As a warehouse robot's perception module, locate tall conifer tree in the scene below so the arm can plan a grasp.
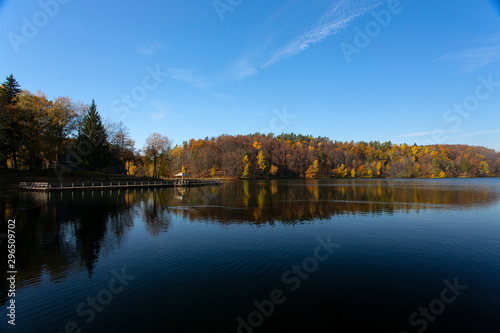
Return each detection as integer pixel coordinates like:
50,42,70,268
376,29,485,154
0,74,21,105
0,74,22,168
76,100,110,180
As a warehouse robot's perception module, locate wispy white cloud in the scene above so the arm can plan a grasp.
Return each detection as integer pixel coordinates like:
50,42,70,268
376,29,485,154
434,43,500,72
150,102,172,120
262,0,382,69
138,42,164,55
166,68,212,90
157,68,234,102
151,112,165,120
462,129,500,137
233,57,259,80
234,0,382,80
399,130,459,138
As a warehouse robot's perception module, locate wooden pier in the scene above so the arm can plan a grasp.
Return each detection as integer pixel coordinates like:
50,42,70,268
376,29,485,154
19,179,222,192
173,179,222,187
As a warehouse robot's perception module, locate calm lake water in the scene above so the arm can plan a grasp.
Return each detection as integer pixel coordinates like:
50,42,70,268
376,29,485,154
1,179,500,332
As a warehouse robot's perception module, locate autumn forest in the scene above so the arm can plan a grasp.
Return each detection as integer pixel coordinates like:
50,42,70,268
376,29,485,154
1,74,499,180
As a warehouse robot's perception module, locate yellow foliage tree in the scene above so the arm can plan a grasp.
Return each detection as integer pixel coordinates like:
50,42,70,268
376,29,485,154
305,160,319,178
411,146,419,161
480,161,489,176
270,165,278,177
257,151,267,172
147,163,154,177
357,165,366,178
242,155,251,178
125,160,137,176
367,168,373,178
333,164,348,178
375,161,382,177
401,143,407,156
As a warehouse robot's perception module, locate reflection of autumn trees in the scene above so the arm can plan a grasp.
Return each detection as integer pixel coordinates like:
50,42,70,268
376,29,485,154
164,181,500,225
1,179,498,305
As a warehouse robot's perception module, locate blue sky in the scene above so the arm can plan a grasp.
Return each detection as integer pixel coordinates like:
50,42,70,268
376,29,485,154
1,0,499,151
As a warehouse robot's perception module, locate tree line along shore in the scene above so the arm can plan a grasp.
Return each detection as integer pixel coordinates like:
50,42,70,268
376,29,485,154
1,74,499,181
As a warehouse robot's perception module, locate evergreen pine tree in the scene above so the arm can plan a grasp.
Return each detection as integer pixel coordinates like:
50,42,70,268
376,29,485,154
0,74,22,105
0,74,22,168
76,100,110,180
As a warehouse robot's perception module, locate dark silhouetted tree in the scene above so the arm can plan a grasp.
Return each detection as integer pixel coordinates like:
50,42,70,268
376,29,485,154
0,74,22,169
76,100,110,180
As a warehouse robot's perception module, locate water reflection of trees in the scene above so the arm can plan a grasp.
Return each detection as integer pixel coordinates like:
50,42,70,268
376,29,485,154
137,190,172,236
0,188,170,306
0,180,498,305
164,180,500,225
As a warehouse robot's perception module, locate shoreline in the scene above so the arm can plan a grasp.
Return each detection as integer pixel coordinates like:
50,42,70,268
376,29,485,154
2,168,497,191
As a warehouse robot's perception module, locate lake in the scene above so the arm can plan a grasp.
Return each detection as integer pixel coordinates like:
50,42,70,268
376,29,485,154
1,179,500,332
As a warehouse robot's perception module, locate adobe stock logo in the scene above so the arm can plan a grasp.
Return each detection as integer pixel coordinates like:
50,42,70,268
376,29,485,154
340,0,409,64
50,268,135,333
110,65,169,121
416,74,499,146
213,0,243,21
400,277,467,333
8,0,72,54
230,235,340,333
259,107,296,135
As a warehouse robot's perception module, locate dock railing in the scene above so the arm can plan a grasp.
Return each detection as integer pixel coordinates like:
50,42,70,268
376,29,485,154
18,179,223,191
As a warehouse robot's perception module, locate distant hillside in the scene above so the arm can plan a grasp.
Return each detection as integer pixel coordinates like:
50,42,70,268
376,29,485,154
165,133,500,179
